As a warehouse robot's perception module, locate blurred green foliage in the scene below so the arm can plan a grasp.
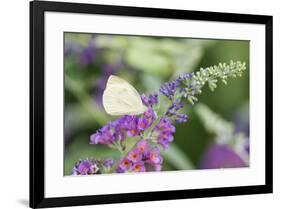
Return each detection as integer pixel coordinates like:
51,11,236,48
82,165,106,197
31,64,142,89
64,33,249,175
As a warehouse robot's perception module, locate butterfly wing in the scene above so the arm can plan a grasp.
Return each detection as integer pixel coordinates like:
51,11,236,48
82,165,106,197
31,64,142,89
102,75,147,116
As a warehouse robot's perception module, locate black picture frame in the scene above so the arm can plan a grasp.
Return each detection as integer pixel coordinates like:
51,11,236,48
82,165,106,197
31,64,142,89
30,1,273,208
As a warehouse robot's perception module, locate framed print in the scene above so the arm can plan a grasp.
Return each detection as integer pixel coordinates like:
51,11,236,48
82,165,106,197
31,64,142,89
30,0,273,208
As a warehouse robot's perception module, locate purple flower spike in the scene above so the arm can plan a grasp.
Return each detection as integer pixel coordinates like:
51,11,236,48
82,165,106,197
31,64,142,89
90,116,130,146
72,159,99,175
200,144,247,169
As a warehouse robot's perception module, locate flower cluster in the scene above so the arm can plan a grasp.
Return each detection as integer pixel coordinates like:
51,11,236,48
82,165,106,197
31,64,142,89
141,93,159,107
72,159,99,175
152,118,175,149
116,140,163,173
165,100,188,123
159,73,194,102
159,73,195,124
90,108,156,146
159,81,179,100
176,72,194,84
72,158,116,175
72,61,246,175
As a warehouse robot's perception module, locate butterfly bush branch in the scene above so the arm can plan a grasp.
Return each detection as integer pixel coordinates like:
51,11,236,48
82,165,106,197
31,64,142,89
162,60,246,105
72,60,246,175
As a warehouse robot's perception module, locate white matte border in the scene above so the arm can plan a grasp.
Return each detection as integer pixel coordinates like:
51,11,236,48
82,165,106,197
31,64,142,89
45,12,265,198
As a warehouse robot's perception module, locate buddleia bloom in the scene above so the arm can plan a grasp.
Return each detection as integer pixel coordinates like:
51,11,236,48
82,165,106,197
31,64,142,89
90,108,156,146
116,140,163,173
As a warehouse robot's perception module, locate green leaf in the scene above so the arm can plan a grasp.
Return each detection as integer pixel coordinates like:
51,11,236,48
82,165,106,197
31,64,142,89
161,144,194,170
65,33,91,46
140,74,162,92
126,47,172,76
95,35,129,50
195,103,233,139
64,75,110,125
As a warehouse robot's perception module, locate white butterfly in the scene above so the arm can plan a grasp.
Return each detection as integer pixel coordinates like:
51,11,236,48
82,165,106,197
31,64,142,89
102,75,148,116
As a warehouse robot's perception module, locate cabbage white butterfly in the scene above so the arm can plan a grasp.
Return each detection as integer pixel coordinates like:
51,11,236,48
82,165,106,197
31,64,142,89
102,75,147,116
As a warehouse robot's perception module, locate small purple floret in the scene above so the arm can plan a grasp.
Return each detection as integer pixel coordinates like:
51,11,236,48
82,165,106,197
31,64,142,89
175,114,188,123
141,93,159,107
127,149,142,163
137,139,150,155
132,161,146,172
147,146,163,165
160,81,179,100
118,158,133,171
